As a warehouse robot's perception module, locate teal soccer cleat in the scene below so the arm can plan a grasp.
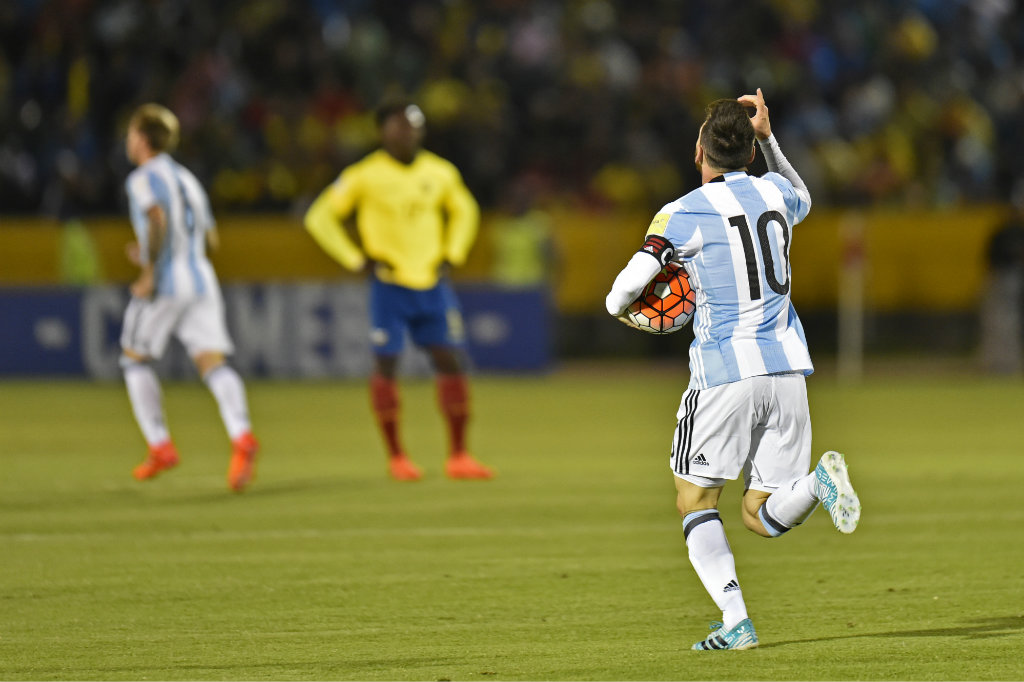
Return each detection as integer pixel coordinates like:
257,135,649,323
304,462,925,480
691,619,759,650
815,451,861,534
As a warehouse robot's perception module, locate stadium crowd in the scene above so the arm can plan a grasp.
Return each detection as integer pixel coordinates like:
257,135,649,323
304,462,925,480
1,0,1022,216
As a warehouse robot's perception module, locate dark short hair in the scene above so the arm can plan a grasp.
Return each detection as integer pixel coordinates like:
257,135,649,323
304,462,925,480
129,104,179,153
375,97,413,126
699,99,755,171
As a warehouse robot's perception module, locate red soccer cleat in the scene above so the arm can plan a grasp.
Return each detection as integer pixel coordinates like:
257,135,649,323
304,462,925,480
445,452,494,480
133,441,180,481
388,455,423,481
228,432,259,492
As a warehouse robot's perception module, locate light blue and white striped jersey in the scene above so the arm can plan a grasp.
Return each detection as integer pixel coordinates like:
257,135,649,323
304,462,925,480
125,153,219,299
650,171,813,389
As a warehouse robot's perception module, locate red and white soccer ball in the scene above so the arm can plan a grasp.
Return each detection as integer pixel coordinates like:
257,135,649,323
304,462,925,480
626,262,696,334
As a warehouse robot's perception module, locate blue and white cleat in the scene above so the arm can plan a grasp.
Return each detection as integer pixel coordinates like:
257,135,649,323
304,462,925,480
815,451,861,534
691,618,759,650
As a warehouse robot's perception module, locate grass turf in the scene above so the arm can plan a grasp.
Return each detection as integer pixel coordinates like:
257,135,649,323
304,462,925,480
1,369,1023,680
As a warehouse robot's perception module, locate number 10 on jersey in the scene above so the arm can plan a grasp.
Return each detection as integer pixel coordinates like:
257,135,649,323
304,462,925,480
728,210,791,300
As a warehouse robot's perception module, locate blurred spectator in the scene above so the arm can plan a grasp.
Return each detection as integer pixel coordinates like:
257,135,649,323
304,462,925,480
1,0,1023,216
978,186,1024,374
490,178,556,288
58,217,102,284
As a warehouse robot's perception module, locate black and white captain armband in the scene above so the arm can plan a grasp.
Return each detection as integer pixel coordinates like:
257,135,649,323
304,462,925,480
637,234,675,267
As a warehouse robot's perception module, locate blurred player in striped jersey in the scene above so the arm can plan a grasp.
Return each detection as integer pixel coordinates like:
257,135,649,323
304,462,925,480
304,99,492,481
606,90,861,650
120,104,258,492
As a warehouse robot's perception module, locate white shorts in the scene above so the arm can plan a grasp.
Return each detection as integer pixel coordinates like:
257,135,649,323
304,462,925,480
120,294,234,359
670,373,811,493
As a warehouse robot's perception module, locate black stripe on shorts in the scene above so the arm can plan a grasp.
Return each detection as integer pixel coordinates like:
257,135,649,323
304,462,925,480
673,388,700,474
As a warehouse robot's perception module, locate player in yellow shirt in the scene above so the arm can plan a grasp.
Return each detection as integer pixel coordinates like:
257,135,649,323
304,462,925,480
304,100,493,481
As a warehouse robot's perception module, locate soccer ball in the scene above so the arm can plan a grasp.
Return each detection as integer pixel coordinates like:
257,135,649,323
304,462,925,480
626,262,696,334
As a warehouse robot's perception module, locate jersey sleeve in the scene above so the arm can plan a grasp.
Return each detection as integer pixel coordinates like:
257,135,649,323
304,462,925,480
125,169,169,261
648,203,704,260
441,164,480,266
125,177,147,239
324,167,361,220
199,190,216,233
605,251,664,316
606,207,689,316
126,170,158,213
184,171,215,232
303,168,367,272
763,172,811,225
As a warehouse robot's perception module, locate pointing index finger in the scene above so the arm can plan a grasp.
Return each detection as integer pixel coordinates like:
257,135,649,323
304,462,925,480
737,88,765,106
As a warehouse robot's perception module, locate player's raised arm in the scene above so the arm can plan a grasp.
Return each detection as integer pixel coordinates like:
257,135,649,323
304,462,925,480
303,176,366,272
441,169,480,268
737,87,772,142
738,88,812,216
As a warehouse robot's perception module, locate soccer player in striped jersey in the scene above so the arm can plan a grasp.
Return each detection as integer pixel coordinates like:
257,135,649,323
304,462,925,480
121,104,258,492
605,90,861,650
304,100,492,481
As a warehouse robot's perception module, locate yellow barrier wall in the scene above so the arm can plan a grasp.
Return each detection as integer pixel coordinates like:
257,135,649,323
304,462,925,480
545,205,1009,313
0,205,1009,312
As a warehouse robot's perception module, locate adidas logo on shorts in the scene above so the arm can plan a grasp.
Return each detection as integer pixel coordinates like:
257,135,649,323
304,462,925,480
693,453,709,466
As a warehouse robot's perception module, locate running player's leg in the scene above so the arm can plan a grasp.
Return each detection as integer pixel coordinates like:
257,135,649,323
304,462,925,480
369,279,420,480
196,351,258,491
120,297,180,479
741,373,860,536
179,297,258,491
195,351,253,441
672,381,757,649
677,477,757,650
740,373,816,536
744,457,860,536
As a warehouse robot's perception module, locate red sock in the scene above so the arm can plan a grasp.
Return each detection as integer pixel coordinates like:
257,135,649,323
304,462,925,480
370,374,404,458
437,373,470,456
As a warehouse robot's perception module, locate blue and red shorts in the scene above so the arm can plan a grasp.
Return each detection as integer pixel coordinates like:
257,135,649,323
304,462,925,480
369,278,465,355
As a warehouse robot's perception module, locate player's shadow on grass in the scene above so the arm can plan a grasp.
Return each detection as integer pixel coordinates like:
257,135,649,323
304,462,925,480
170,475,362,503
234,475,358,498
6,654,448,678
99,475,362,507
761,615,1024,648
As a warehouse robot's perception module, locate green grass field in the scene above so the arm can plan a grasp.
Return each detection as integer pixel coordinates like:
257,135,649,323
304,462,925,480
2,367,1023,680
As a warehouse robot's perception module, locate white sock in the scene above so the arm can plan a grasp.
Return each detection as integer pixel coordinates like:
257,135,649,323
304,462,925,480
123,360,170,446
761,473,819,536
683,511,748,630
204,364,252,440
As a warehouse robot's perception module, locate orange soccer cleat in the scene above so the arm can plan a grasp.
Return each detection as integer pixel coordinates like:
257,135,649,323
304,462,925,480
388,454,423,481
228,432,260,492
133,441,180,481
445,452,494,480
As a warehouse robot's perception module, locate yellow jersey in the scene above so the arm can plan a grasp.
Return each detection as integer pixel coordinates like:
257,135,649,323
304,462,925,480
304,149,479,290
